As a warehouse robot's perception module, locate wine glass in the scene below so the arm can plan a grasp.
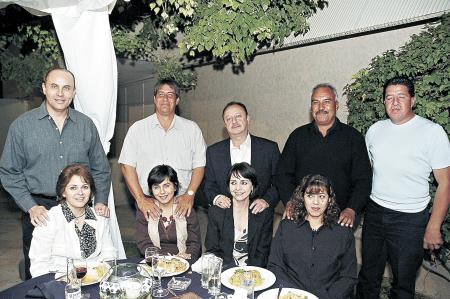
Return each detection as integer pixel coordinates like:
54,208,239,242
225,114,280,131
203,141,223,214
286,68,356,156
144,246,159,284
74,259,88,281
152,253,169,297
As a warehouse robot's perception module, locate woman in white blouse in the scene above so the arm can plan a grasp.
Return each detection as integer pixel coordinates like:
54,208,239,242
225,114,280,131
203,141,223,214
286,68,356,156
29,163,117,277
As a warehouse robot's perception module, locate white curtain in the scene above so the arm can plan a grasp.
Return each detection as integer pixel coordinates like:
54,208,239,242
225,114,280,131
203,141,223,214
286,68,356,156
0,0,126,259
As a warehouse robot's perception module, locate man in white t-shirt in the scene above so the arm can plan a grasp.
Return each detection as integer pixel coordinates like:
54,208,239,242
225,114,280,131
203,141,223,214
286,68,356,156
119,79,206,221
356,77,450,299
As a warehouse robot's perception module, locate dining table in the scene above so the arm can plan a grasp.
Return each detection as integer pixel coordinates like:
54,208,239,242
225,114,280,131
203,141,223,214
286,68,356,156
0,258,274,299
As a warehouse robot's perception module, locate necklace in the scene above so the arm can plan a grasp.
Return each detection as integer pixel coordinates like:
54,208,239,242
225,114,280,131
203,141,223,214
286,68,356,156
74,210,86,225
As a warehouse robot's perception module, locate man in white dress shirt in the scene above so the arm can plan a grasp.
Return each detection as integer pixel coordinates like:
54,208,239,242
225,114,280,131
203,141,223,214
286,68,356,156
119,79,206,220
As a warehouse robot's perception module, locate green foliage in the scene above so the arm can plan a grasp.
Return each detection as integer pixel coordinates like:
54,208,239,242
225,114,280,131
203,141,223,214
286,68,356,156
111,21,159,61
156,56,197,90
179,0,327,64
344,14,450,265
0,25,61,95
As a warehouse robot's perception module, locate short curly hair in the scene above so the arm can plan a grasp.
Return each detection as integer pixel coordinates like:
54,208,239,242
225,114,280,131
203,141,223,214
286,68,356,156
290,174,340,227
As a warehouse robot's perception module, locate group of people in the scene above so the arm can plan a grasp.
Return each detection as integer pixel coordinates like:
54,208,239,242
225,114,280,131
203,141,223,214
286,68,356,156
0,67,448,299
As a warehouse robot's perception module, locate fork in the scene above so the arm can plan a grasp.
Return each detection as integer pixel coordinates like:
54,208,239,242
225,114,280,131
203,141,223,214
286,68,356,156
276,282,283,299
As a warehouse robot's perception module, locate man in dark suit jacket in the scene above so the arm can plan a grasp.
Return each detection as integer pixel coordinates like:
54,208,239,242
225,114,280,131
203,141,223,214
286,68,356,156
204,101,280,213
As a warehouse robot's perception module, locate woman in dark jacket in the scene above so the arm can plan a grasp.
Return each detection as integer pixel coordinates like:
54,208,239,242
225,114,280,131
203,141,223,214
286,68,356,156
205,162,273,269
268,174,357,299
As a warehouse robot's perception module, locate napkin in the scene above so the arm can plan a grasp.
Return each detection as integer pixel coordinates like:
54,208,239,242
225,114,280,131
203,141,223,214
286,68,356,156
25,280,65,298
191,256,203,273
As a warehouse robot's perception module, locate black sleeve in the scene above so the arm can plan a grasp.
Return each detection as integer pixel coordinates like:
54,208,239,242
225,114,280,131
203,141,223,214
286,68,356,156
261,143,281,207
275,132,299,204
204,147,221,205
267,221,294,285
347,132,372,214
204,207,223,257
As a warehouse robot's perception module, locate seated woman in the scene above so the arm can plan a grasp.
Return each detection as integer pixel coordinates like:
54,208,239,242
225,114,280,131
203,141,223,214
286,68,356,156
29,163,117,277
136,165,201,261
205,162,273,268
268,174,357,299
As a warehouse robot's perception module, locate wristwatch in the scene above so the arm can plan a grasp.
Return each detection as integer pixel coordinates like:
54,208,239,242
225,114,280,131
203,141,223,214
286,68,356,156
187,190,195,196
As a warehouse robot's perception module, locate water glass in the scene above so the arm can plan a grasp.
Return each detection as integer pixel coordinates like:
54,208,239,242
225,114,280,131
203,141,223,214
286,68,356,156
201,253,214,288
65,278,81,299
208,256,223,297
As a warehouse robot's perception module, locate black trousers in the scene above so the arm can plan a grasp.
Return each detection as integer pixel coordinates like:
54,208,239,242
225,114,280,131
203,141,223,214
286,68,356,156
22,196,58,280
356,201,428,299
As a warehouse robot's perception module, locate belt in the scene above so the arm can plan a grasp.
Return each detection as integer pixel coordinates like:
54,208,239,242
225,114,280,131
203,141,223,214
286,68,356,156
30,193,57,201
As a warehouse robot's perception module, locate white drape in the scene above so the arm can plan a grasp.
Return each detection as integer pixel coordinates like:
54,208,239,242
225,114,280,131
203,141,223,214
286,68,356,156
1,0,126,258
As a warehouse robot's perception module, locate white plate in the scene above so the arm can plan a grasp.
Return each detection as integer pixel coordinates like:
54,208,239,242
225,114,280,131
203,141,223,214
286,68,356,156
221,266,276,292
81,262,110,286
139,256,190,277
257,287,318,299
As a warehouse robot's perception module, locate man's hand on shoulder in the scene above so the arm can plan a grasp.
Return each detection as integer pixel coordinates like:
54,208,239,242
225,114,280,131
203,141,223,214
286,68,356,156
250,198,269,214
338,208,356,228
138,197,161,221
28,205,49,227
423,226,443,250
94,202,110,218
213,195,231,209
282,200,294,220
175,193,194,217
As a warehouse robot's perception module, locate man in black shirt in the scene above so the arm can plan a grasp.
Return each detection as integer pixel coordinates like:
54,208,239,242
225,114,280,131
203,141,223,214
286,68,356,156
275,83,372,228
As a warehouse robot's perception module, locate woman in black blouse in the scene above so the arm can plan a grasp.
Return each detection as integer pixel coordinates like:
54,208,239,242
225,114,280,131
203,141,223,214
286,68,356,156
268,174,357,299
205,162,273,269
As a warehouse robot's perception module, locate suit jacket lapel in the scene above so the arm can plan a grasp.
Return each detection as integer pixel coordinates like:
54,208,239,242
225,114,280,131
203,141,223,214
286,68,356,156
223,139,232,167
247,210,259,245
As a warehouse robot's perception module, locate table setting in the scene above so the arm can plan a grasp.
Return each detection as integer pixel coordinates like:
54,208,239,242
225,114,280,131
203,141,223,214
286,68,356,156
0,251,318,299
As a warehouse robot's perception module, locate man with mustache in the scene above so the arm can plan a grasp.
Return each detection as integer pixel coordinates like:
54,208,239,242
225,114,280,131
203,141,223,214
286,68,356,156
276,83,372,228
356,77,450,298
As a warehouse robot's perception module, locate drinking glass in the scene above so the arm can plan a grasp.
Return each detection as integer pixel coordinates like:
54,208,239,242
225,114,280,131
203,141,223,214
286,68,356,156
65,278,81,299
208,256,223,298
201,253,214,288
152,253,169,297
145,246,159,284
240,271,255,299
74,259,88,281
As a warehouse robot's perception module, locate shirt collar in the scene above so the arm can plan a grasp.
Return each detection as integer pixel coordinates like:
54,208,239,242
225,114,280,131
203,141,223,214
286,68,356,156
311,118,341,136
150,113,179,130
61,201,96,223
230,133,251,150
36,101,77,123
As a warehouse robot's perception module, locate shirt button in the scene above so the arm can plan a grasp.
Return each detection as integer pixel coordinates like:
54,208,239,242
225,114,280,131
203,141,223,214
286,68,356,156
60,155,63,159
55,127,58,130
60,141,63,144
312,246,315,250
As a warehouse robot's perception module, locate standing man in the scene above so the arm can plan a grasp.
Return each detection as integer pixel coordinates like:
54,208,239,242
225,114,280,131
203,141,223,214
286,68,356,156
0,67,111,279
119,79,206,220
204,101,280,213
356,77,450,299
276,83,372,227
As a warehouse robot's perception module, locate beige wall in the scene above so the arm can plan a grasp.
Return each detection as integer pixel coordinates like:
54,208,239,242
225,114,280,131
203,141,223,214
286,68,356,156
178,24,426,149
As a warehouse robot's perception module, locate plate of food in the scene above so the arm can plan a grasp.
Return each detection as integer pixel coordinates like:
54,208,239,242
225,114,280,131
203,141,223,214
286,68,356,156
80,262,110,286
257,288,318,299
140,256,190,277
220,266,276,292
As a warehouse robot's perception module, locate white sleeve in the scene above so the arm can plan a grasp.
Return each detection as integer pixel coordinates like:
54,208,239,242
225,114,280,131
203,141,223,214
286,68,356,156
118,124,138,167
29,212,58,277
428,124,450,169
97,217,118,261
191,123,206,169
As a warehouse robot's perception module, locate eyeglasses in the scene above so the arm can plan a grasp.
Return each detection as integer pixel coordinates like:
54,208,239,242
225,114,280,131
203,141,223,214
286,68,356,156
156,92,177,100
